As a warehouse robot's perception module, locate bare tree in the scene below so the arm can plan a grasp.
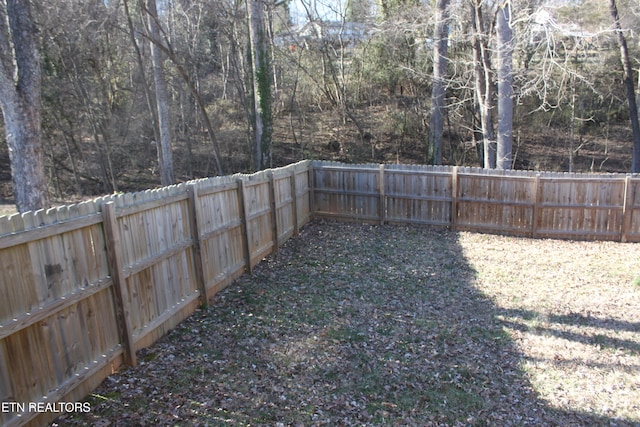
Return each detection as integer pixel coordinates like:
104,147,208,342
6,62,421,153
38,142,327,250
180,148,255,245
124,0,160,159
147,0,175,185
143,2,224,176
0,0,49,212
609,0,640,173
470,0,496,168
247,0,273,170
428,0,450,165
496,0,513,169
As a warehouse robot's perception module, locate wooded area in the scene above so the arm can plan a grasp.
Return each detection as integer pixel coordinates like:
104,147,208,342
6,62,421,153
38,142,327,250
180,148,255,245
1,0,640,213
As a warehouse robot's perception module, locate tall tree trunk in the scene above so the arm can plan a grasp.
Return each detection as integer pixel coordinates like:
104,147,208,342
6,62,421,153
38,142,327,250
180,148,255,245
147,0,175,185
609,0,640,173
636,69,640,132
124,0,160,156
0,0,50,212
428,0,450,165
156,40,224,175
247,0,272,170
496,1,513,170
265,0,279,95
471,0,496,169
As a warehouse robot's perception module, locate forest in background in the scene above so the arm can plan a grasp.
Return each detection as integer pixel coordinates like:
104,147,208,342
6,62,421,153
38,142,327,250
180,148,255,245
0,0,639,205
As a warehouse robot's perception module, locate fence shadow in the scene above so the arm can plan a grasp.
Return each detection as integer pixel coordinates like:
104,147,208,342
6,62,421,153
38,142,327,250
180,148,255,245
57,221,639,426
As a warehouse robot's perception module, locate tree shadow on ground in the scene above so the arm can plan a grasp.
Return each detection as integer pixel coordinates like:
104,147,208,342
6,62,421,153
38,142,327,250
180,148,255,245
499,307,640,356
56,221,638,426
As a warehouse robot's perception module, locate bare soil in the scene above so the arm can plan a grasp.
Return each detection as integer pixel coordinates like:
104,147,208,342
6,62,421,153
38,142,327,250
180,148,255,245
52,221,640,426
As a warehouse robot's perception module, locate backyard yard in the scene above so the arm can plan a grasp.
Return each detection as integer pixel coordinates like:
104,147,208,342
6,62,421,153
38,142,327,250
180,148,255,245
53,221,640,426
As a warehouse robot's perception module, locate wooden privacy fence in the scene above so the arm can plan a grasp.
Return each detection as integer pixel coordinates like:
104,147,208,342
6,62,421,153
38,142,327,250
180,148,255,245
310,161,640,242
0,161,311,427
1,159,640,427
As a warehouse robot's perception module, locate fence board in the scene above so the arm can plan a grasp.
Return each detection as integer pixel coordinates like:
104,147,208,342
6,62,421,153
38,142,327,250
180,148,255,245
296,168,311,227
187,185,207,306
622,177,640,242
197,180,246,297
456,172,535,235
536,177,626,240
0,341,12,426
385,165,453,226
312,163,381,222
243,177,275,268
102,202,136,366
290,171,300,235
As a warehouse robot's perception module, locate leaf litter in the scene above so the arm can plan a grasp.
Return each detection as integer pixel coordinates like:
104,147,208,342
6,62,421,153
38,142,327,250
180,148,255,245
53,221,640,426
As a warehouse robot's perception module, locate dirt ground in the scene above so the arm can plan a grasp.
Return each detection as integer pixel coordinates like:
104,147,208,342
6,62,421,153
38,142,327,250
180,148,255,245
51,221,640,426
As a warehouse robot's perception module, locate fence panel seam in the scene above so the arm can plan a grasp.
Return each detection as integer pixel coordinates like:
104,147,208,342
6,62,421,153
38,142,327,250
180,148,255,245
236,178,253,273
268,172,279,251
187,184,208,306
101,201,137,367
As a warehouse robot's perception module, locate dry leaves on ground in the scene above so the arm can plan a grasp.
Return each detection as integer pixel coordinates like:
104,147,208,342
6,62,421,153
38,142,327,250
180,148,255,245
53,221,640,426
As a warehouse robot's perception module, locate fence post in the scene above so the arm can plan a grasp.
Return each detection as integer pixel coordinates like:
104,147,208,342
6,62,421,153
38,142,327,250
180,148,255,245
531,174,541,238
451,166,458,229
101,201,137,367
622,175,633,242
290,169,299,236
237,178,253,273
308,163,316,218
378,164,386,225
268,172,279,251
187,184,208,306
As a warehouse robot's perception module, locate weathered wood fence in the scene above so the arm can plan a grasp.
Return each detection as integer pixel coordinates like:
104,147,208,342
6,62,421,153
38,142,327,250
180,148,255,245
310,162,640,242
1,160,639,427
0,161,311,427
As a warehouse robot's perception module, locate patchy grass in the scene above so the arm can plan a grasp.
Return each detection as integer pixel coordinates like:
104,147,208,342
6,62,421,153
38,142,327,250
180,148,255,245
463,232,640,424
53,221,640,426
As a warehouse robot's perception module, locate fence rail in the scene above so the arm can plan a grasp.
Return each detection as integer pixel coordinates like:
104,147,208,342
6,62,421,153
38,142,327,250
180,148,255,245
310,161,640,242
1,159,639,427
